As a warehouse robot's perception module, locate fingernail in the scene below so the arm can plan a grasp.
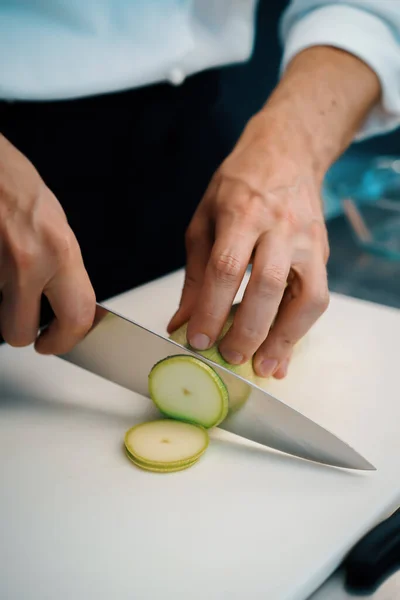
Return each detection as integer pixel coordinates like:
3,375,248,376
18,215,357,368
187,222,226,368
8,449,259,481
258,358,278,378
189,333,211,350
221,350,243,365
281,359,289,377
275,359,289,379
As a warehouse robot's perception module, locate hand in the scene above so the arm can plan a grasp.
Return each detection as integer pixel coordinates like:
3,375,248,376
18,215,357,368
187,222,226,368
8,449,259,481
168,111,330,379
169,45,380,379
0,134,96,354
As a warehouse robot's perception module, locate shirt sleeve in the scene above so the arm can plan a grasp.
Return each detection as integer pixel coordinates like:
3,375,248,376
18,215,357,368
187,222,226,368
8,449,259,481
279,1,400,140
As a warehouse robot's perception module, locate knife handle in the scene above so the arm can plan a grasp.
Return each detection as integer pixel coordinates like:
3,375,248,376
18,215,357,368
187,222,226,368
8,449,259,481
0,295,55,345
344,507,400,593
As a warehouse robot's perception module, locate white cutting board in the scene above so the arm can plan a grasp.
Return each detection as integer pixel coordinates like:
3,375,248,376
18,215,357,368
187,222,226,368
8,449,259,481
1,269,400,600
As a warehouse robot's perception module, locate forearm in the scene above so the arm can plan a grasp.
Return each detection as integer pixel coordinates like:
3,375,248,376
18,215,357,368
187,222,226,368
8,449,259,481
260,46,380,182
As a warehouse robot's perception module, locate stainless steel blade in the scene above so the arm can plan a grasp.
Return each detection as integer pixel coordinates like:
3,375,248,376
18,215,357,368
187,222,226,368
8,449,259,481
60,304,375,471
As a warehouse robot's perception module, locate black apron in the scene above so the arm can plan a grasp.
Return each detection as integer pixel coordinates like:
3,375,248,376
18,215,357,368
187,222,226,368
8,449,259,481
0,68,230,303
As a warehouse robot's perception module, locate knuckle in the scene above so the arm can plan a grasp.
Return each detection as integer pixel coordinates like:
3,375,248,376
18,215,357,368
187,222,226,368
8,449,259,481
183,271,198,291
309,218,326,239
69,294,96,335
48,229,77,264
279,204,301,229
7,224,77,277
269,332,296,351
254,265,287,296
185,222,205,251
184,225,198,247
12,245,36,271
219,191,263,225
306,286,330,314
235,323,263,344
220,196,247,218
69,312,93,336
211,253,242,284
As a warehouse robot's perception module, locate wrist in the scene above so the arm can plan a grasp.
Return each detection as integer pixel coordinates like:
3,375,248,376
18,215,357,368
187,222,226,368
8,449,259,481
260,46,380,178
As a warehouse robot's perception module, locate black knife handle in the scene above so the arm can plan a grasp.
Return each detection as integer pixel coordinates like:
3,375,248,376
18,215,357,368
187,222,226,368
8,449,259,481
344,507,400,593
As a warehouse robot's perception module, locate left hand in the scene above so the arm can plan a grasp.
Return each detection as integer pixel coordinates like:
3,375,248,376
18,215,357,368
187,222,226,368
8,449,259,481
167,110,330,379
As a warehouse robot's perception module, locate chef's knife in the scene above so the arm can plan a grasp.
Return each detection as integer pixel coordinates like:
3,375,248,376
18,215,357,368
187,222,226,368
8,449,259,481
41,300,374,470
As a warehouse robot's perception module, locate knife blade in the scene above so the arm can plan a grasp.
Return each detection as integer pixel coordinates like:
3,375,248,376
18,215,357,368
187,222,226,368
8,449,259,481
58,303,375,471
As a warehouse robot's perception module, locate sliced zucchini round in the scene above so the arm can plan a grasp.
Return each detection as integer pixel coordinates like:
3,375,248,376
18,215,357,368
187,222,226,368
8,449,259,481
124,419,209,472
148,355,229,428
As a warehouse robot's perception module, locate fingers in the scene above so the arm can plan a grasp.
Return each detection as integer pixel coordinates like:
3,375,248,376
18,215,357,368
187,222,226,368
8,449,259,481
185,206,258,352
253,257,329,377
1,264,96,356
0,135,97,355
35,261,96,355
170,165,328,378
167,208,212,334
0,216,96,354
0,281,42,346
218,232,291,365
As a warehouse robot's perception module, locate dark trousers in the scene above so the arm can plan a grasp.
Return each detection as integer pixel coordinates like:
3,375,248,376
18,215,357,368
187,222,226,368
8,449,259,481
0,69,230,302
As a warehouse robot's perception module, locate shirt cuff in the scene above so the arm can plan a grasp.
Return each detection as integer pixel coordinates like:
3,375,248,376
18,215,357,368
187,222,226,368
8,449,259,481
279,4,400,141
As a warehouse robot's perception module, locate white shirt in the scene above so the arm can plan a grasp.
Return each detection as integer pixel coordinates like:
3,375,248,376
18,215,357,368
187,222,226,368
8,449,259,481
1,0,400,139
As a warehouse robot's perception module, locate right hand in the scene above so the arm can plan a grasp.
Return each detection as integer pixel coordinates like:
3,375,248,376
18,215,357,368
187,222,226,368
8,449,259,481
0,134,96,354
